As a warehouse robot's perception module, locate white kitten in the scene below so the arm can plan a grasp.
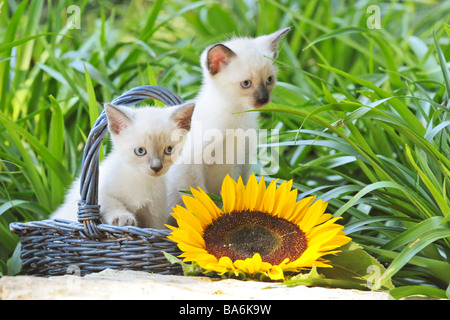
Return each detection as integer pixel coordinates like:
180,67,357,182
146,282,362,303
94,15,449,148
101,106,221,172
167,28,290,213
52,102,195,228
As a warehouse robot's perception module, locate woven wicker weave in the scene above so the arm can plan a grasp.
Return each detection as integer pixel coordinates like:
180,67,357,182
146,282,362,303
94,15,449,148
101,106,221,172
10,86,185,276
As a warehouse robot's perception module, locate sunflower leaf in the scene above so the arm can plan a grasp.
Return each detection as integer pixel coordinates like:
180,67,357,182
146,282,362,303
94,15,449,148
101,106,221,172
320,241,394,291
162,251,203,276
283,265,366,290
282,242,394,291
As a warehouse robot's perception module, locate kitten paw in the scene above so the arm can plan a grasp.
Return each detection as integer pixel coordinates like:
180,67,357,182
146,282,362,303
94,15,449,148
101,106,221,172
105,212,137,227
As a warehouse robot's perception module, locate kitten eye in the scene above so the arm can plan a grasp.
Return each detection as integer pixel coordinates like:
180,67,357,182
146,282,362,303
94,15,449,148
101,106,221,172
240,80,251,89
164,145,174,155
134,147,147,156
266,76,274,85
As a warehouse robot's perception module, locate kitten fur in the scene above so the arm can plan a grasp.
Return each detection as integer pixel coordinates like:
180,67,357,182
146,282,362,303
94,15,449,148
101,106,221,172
52,102,195,228
166,28,290,214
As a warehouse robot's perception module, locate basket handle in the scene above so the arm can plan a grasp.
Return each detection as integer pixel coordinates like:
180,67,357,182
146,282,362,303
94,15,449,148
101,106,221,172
77,85,185,238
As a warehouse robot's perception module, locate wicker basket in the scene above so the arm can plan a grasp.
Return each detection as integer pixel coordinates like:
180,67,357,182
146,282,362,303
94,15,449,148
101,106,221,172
10,86,185,277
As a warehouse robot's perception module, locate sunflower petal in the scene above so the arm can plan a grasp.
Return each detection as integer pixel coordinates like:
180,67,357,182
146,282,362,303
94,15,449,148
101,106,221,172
183,194,215,226
245,173,259,210
221,174,236,213
290,196,316,224
234,176,246,212
254,176,267,211
298,199,328,232
262,179,278,213
191,187,222,220
268,266,285,280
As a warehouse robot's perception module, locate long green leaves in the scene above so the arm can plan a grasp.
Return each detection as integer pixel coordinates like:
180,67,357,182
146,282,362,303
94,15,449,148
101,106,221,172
0,0,449,299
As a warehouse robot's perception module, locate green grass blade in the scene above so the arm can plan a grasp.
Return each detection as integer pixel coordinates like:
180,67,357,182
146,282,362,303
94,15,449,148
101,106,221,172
303,26,367,51
0,112,72,187
0,33,68,55
389,285,448,300
433,30,450,98
47,96,65,209
317,64,426,136
375,228,450,290
84,65,104,162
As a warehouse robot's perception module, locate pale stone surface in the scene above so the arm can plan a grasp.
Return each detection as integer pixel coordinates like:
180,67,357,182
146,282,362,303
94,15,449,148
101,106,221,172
0,269,389,300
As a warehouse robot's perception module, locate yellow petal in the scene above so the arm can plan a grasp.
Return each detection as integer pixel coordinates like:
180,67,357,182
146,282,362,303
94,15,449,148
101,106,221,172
234,176,246,212
195,253,218,266
262,179,278,213
221,174,236,213
307,227,343,248
182,194,214,226
290,196,316,224
206,263,229,274
245,173,259,210
171,205,205,234
268,266,285,280
176,219,205,248
218,256,236,270
272,180,289,217
274,184,297,218
298,199,327,232
254,176,267,211
191,187,222,220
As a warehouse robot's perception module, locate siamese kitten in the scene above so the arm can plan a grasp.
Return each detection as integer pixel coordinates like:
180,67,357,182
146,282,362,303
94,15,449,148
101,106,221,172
52,102,195,228
167,28,290,214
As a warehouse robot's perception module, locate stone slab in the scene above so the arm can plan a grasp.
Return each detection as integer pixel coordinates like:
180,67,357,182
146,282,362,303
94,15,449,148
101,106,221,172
0,269,389,300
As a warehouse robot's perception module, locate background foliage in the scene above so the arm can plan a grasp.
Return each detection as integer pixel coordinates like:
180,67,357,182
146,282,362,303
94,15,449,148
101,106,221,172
0,0,449,299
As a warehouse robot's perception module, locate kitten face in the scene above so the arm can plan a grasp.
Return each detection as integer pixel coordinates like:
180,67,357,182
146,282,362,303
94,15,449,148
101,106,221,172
202,27,290,110
105,103,195,177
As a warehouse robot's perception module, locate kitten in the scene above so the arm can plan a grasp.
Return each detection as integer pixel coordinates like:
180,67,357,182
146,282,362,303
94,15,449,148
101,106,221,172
167,28,290,213
52,102,195,228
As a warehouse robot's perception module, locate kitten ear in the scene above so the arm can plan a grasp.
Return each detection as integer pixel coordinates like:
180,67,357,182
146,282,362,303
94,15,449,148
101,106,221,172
104,103,132,135
258,27,291,59
171,102,195,131
206,44,236,76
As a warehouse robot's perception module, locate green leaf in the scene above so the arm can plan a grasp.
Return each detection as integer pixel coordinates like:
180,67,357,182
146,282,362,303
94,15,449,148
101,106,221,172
283,242,393,291
84,65,100,128
7,243,22,276
0,33,68,54
84,65,104,161
162,251,203,276
0,199,50,220
375,228,450,290
317,63,426,136
303,26,367,51
48,96,65,208
389,285,448,300
321,241,394,291
433,30,450,98
0,111,72,187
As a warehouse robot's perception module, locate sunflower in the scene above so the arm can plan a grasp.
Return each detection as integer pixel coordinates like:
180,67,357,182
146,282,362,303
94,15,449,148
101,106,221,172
167,174,351,281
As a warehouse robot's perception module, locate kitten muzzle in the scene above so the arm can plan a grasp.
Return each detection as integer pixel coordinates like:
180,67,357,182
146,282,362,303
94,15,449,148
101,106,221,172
254,84,270,108
150,158,163,173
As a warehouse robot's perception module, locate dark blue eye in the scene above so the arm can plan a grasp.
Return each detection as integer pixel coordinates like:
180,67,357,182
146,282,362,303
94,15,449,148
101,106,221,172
164,146,174,155
240,80,251,88
134,147,147,156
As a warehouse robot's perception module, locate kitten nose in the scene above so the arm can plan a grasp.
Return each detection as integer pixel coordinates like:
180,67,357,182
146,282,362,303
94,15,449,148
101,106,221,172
257,96,269,105
151,165,162,173
150,159,163,173
255,85,270,106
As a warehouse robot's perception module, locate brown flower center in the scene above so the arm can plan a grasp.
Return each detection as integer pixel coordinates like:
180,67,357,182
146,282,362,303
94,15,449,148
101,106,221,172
203,211,308,265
